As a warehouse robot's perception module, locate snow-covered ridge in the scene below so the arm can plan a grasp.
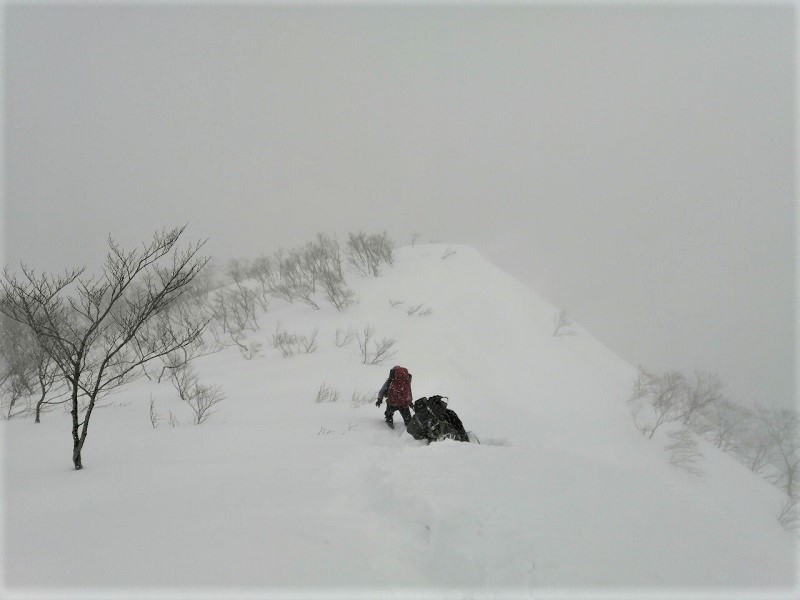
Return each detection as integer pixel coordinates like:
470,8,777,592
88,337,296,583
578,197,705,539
3,243,797,598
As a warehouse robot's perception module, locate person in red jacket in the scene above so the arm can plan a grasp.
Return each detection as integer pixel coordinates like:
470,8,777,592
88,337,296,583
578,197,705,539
375,365,413,429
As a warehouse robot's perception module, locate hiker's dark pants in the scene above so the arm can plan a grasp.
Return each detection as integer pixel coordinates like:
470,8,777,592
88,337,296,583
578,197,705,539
385,404,412,426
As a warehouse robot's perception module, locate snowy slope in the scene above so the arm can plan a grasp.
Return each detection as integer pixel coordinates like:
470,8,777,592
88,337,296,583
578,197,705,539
2,244,797,599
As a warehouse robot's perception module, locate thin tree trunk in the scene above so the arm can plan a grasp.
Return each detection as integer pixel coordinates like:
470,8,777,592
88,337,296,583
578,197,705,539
73,397,97,471
70,378,82,470
72,440,83,470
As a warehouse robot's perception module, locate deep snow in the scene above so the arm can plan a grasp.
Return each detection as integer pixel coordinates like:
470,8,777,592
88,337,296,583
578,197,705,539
2,244,797,599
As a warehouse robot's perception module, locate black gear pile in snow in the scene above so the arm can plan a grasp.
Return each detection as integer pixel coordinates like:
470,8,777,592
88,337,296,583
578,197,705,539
406,395,469,443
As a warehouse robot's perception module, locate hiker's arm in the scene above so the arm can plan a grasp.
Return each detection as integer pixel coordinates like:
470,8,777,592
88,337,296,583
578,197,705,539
377,377,391,401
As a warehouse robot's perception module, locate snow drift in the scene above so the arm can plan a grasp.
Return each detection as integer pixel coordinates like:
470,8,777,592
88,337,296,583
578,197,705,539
2,243,797,599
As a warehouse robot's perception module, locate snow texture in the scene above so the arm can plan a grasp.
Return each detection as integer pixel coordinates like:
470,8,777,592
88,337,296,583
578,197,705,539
2,244,797,599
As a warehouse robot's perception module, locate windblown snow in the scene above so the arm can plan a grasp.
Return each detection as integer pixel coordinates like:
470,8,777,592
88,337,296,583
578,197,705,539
2,244,797,599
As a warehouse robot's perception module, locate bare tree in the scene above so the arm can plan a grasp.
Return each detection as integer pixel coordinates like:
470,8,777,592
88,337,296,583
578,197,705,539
628,367,686,439
735,411,773,476
0,225,210,470
758,406,800,498
246,255,274,312
320,267,354,311
665,426,705,476
675,371,724,429
210,284,262,358
212,285,259,335
346,231,394,277
778,496,800,532
270,249,319,309
225,258,251,285
0,312,37,419
694,396,748,453
236,233,354,312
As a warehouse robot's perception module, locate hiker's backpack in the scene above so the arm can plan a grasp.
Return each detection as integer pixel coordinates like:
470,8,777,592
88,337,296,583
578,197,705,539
386,366,412,408
407,395,469,443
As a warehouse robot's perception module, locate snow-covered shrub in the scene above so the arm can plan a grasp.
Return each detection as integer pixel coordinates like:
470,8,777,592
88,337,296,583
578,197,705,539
315,382,340,404
149,395,159,429
356,324,397,365
757,406,800,498
345,231,394,277
272,325,318,358
351,389,377,409
665,427,705,476
320,267,354,311
553,310,577,337
778,496,800,532
212,284,260,334
334,327,357,348
0,313,38,420
406,304,433,317
170,364,224,425
630,368,733,442
628,368,686,439
239,340,263,360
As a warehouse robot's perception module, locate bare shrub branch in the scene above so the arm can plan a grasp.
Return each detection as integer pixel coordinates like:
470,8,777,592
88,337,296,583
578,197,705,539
272,324,318,358
351,389,378,409
406,303,433,318
171,364,224,425
335,327,357,348
315,381,340,404
149,394,160,429
356,324,397,365
299,328,319,354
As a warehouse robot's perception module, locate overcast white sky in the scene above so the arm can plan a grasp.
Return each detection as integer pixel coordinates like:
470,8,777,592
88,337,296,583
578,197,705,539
2,3,796,410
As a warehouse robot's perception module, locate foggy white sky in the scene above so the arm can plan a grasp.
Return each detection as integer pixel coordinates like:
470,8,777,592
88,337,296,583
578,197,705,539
2,4,796,409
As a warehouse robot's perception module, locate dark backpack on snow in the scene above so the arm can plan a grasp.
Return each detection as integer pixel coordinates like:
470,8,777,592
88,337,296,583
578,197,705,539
407,395,469,443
